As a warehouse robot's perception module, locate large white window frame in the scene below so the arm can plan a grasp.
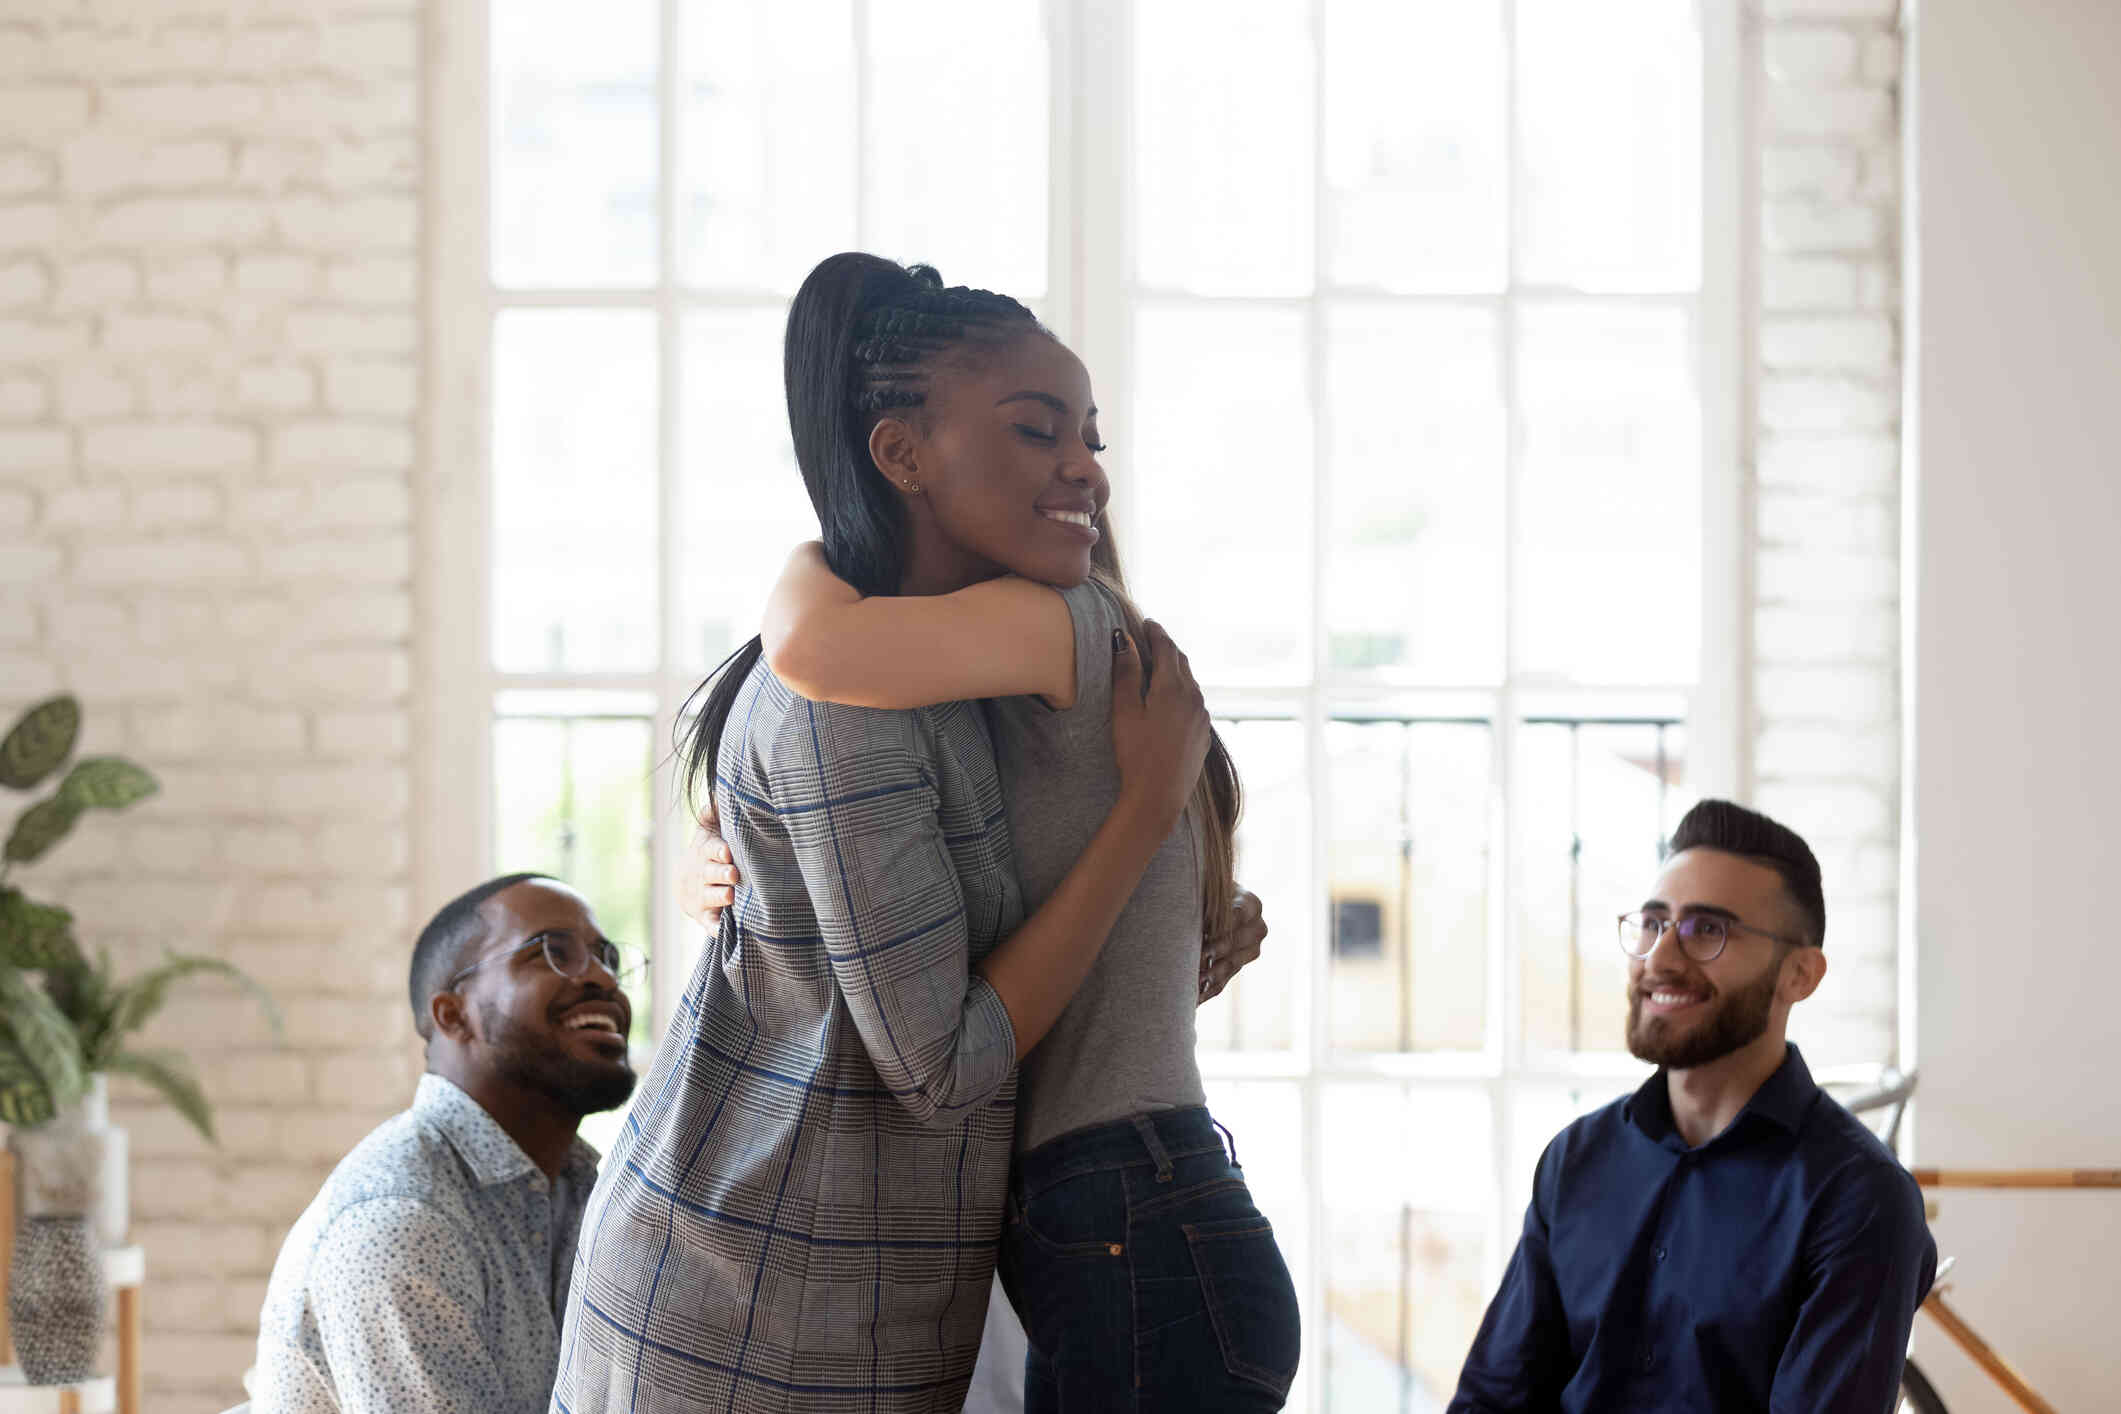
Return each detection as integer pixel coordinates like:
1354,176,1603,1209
420,3,1746,1406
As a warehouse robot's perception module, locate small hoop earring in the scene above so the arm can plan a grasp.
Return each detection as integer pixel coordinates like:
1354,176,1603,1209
900,479,922,495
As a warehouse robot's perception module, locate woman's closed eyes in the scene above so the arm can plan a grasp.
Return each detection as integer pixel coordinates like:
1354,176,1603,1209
1013,423,1109,454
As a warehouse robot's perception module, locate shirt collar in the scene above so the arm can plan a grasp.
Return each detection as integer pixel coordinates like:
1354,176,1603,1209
1744,1042,1818,1132
413,1073,601,1188
1624,1043,1819,1148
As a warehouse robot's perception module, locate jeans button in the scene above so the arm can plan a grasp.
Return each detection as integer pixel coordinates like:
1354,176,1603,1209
1107,1243,1123,1256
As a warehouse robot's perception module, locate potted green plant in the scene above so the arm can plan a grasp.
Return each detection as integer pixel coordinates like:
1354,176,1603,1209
1,695,280,1250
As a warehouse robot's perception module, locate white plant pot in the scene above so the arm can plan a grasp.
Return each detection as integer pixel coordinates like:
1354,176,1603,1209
6,1076,129,1247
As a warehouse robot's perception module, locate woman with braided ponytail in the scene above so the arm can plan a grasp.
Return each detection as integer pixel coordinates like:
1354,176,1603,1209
742,257,1302,1410
551,254,1252,1413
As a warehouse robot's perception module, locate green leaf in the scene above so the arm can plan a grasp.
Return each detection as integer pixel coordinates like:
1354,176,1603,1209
0,968,88,1127
55,757,159,812
107,953,283,1048
0,1043,53,1128
0,887,82,972
105,1047,214,1144
4,794,82,865
0,697,80,791
48,947,118,1069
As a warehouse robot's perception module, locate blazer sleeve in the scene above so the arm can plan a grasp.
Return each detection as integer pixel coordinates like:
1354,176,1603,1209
772,699,1018,1126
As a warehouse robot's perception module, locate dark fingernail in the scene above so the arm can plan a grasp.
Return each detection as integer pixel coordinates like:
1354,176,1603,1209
1111,628,1127,654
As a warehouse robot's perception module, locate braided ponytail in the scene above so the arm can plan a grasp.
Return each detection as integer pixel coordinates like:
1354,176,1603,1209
679,253,1043,813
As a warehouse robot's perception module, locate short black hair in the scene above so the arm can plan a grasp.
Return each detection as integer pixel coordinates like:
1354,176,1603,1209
1668,799,1827,948
409,873,555,1040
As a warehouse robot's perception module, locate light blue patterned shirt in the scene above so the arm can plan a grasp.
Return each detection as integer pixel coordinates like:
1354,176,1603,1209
254,1073,601,1413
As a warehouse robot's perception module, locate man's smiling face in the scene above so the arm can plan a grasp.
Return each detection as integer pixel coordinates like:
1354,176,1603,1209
1625,847,1806,1071
454,878,636,1116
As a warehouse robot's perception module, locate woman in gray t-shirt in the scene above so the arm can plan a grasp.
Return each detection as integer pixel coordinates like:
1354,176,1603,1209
759,337,1302,1407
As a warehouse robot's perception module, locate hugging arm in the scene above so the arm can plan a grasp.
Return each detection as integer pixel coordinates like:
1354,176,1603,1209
777,717,1019,1124
785,627,1209,1097
762,541,1081,708
682,820,1270,1010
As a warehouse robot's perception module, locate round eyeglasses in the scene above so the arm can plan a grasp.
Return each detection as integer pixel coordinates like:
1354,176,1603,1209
1616,911,1802,964
447,931,641,990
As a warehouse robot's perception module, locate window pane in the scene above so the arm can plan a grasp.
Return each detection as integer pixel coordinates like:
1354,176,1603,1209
1203,1078,1312,1414
1322,1085,1493,1410
1326,719,1491,1053
492,311,658,672
1131,305,1312,686
491,0,657,288
493,707,656,1048
866,0,1047,296
678,308,819,671
679,0,856,293
1519,718,1693,1058
1135,0,1314,295
1325,304,1504,684
1517,0,1701,291
1323,0,1505,292
1506,1083,1633,1221
1516,304,1699,683
1197,718,1307,1054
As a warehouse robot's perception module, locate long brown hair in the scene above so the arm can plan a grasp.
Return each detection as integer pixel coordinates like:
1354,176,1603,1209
1088,516,1244,941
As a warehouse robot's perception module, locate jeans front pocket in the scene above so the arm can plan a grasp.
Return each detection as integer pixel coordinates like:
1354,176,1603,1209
1184,1214,1302,1400
1014,1168,1128,1258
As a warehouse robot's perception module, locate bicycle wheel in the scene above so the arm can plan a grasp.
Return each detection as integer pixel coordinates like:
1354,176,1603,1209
1898,1357,1948,1414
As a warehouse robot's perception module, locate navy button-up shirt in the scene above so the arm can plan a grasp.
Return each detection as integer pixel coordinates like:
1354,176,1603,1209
1450,1045,1935,1414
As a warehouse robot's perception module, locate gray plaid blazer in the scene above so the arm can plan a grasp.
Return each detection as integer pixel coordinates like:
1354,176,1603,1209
553,665,1024,1413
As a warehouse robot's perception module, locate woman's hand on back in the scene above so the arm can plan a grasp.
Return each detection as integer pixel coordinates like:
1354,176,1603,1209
1108,620,1211,834
679,803,742,931
1200,888,1266,1003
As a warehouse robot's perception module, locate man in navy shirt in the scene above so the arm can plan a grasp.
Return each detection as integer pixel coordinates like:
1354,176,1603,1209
1450,799,1935,1414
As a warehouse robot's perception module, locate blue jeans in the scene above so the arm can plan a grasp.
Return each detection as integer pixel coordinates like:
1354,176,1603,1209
998,1107,1301,1412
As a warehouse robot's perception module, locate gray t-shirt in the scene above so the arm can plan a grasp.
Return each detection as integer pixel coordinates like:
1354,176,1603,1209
988,578,1207,1152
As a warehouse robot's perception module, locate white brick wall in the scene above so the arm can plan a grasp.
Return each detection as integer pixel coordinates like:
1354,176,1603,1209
1748,0,1905,1067
0,5,421,1409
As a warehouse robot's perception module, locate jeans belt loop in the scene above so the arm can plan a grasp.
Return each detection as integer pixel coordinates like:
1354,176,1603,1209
1132,1113,1174,1182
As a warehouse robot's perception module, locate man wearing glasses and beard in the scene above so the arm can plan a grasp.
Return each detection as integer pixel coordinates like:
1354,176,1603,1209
1449,799,1935,1414
253,874,639,1414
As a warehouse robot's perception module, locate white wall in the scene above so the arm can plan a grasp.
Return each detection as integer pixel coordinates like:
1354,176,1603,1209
0,5,423,1409
1749,0,1910,1070
1909,1,2121,1409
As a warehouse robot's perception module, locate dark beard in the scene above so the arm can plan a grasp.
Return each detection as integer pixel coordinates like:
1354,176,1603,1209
478,1000,637,1116
1626,959,1780,1070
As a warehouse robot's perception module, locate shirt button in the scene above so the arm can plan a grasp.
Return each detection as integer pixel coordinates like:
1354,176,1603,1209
1654,1247,1667,1262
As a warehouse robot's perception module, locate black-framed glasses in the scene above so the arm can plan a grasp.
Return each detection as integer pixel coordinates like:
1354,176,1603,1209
447,931,640,990
1617,911,1802,964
